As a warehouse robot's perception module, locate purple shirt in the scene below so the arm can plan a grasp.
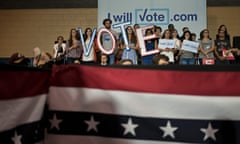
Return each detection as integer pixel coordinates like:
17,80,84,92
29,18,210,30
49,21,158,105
66,40,82,58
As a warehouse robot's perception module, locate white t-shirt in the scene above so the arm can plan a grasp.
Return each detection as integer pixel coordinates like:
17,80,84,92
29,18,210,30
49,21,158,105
160,38,176,63
101,29,118,50
53,43,66,58
174,38,181,49
82,39,95,62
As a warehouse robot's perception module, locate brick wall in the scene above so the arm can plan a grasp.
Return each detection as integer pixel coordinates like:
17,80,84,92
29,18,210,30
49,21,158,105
0,7,239,57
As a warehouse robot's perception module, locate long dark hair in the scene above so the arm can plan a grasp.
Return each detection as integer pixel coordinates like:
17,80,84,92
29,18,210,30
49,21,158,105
181,30,192,41
125,26,137,44
162,29,172,39
218,25,228,36
172,29,180,39
145,29,154,42
68,28,80,47
84,27,92,41
200,29,211,40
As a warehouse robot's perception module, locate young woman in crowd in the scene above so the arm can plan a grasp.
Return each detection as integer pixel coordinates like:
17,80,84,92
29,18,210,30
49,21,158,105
33,47,41,67
171,29,181,64
216,25,230,41
178,31,195,64
121,26,138,64
159,29,175,63
81,27,96,64
53,36,66,64
65,28,82,64
214,29,232,64
141,29,157,64
155,26,162,39
33,47,52,68
154,26,162,47
168,24,175,37
198,29,215,64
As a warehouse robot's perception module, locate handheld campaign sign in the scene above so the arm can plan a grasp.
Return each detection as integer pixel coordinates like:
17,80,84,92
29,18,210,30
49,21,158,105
97,28,117,55
158,39,176,49
222,48,235,60
112,22,131,51
181,40,199,53
78,28,97,57
136,25,160,56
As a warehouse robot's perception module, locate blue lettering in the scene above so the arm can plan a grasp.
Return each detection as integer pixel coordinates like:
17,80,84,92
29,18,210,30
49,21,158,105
113,15,123,22
108,12,132,23
138,9,165,22
158,14,165,21
139,9,147,21
146,15,152,21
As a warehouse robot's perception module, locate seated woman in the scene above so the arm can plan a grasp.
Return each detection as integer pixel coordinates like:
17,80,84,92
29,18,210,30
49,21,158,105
33,47,41,67
53,35,66,64
33,47,52,68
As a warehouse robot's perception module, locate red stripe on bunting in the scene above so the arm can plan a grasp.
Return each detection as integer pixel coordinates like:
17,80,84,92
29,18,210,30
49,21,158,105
51,65,240,96
0,70,50,100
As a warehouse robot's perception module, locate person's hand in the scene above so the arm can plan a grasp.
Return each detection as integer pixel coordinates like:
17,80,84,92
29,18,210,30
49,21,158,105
129,45,134,49
220,56,226,61
175,56,179,60
225,50,232,56
204,52,208,57
237,50,240,56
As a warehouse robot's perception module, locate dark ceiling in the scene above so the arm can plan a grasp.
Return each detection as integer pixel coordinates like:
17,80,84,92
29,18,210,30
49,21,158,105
0,0,239,9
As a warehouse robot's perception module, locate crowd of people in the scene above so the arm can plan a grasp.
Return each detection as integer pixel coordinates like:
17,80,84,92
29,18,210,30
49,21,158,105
7,18,240,68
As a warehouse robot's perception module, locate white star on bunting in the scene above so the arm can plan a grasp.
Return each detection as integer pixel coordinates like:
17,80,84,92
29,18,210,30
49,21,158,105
121,118,139,136
11,131,22,144
49,114,62,130
200,122,219,141
85,115,100,132
160,120,178,139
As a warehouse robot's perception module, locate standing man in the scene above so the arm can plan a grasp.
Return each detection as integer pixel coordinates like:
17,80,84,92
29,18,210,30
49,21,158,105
100,18,118,64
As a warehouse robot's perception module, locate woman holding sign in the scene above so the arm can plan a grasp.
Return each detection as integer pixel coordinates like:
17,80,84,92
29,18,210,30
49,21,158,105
172,29,181,64
142,29,157,65
178,31,195,65
198,29,215,65
214,29,232,64
81,28,97,64
121,26,138,64
159,29,176,64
